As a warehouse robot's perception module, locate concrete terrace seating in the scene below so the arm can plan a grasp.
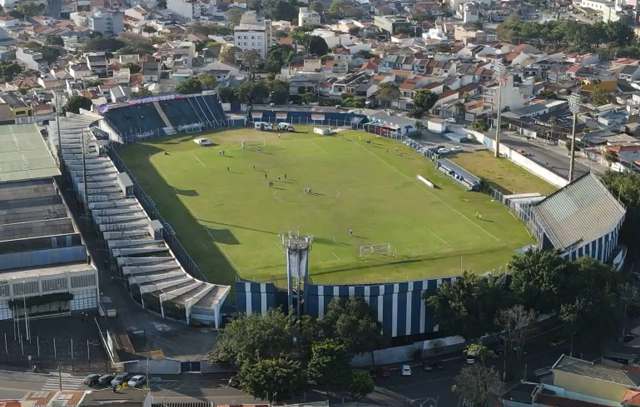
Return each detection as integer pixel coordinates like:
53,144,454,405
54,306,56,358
103,94,227,141
103,103,165,138
50,112,230,328
159,98,202,128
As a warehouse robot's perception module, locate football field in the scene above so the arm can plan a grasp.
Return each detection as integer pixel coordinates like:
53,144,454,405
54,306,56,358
119,126,535,286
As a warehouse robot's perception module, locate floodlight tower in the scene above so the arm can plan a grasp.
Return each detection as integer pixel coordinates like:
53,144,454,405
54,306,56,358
568,93,581,183
282,232,313,319
494,61,506,158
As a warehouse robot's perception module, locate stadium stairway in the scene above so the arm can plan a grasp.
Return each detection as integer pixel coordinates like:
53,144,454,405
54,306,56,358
152,101,176,135
50,112,230,328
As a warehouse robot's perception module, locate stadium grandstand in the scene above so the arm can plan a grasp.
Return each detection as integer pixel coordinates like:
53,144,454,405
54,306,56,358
530,173,626,265
436,158,481,191
0,124,98,321
50,113,230,327
249,104,367,127
98,93,230,144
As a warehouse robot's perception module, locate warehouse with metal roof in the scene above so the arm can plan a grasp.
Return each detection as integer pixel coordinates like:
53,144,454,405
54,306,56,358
0,124,98,321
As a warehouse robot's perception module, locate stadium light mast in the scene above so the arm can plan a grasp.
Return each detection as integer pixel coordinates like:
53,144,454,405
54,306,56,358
494,61,506,158
282,232,313,320
568,93,581,183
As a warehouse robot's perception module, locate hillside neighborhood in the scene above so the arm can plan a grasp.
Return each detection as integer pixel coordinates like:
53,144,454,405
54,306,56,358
0,0,640,406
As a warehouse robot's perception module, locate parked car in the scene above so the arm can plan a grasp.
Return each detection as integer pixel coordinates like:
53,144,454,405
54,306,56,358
127,375,146,388
401,364,412,376
277,122,295,132
83,374,100,386
110,373,130,387
97,374,114,386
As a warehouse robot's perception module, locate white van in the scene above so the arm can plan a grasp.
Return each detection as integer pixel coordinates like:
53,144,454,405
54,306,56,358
254,122,272,131
277,122,294,132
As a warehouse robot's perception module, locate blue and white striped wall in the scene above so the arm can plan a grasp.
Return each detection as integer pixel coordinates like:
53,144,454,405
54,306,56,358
562,220,624,263
235,281,279,316
304,279,455,338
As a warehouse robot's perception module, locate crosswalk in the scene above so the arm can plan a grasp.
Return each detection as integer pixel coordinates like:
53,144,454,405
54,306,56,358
41,374,85,391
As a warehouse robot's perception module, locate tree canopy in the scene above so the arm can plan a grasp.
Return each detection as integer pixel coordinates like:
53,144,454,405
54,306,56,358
63,96,92,114
497,17,636,55
175,78,203,95
308,36,329,56
412,89,439,117
210,305,377,402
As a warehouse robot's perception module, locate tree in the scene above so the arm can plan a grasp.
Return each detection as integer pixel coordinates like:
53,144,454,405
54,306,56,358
495,305,536,380
220,46,238,65
349,370,374,402
209,309,301,366
509,250,571,313
591,85,610,106
0,62,22,82
328,0,364,19
238,357,306,402
263,0,298,21
559,298,587,356
453,365,502,407
240,50,261,79
142,25,157,34
125,63,141,74
11,2,44,18
413,89,439,115
320,297,383,357
118,34,155,55
307,340,353,395
63,96,92,114
132,88,152,98
85,37,125,52
604,149,618,164
198,73,217,90
426,272,510,339
376,82,400,108
465,343,495,365
218,86,239,103
175,78,203,94
225,8,244,26
45,35,64,47
291,28,312,51
268,79,289,104
238,80,269,104
308,36,329,56
601,170,640,251
265,44,294,73
563,257,622,342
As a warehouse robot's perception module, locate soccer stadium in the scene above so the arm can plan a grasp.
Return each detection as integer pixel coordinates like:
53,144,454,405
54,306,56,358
49,92,627,337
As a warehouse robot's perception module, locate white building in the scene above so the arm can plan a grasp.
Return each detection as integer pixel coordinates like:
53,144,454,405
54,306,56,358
298,7,320,27
234,11,272,58
88,10,124,37
484,73,534,112
580,0,623,21
167,0,201,20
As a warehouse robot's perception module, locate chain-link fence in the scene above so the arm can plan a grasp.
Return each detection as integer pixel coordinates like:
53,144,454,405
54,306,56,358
0,317,108,373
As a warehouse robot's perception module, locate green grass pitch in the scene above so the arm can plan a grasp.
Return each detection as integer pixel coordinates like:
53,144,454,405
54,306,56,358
119,126,536,286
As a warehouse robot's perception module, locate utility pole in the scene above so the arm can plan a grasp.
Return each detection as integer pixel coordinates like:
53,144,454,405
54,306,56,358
494,61,506,158
568,93,581,183
54,90,63,167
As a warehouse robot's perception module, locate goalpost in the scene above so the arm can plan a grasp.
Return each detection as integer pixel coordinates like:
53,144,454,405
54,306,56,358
359,243,393,257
